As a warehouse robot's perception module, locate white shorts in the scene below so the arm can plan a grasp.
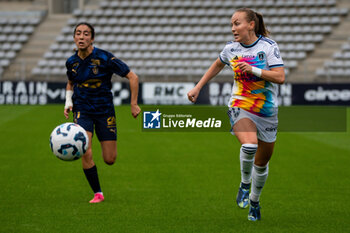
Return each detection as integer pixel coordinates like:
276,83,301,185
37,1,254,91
227,107,278,143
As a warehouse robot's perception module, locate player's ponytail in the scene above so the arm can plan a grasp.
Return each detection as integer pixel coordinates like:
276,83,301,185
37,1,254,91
255,12,269,37
235,8,270,37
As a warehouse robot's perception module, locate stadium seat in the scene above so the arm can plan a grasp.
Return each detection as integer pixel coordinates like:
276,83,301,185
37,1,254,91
0,59,10,68
31,0,348,79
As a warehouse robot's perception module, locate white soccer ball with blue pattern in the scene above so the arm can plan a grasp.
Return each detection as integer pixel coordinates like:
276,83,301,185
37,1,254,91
50,123,89,161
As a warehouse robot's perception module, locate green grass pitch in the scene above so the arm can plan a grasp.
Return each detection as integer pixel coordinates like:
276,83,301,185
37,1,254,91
0,105,349,233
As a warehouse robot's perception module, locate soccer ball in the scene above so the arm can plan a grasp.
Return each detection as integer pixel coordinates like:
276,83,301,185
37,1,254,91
50,123,89,161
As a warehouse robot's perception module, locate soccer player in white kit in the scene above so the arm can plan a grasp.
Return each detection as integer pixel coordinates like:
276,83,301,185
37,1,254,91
187,8,285,221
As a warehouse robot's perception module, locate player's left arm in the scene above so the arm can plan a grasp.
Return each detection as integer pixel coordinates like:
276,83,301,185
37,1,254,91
260,67,285,84
125,71,141,118
108,55,141,118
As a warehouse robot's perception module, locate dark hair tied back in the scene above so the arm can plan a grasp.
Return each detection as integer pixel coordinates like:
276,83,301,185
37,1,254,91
236,8,270,37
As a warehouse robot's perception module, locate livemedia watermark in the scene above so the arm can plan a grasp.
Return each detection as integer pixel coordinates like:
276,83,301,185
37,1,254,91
141,106,347,133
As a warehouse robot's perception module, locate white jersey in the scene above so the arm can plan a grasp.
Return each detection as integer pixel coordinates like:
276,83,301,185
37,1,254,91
219,35,284,117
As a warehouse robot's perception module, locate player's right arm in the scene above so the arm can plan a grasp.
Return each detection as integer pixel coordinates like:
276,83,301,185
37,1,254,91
64,80,74,119
187,58,225,103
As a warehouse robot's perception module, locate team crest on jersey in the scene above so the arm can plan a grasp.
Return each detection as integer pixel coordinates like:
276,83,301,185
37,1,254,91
107,116,116,128
91,59,100,66
257,51,266,61
92,66,98,75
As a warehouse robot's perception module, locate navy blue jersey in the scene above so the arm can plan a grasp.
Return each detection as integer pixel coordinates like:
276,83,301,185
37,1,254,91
66,47,130,115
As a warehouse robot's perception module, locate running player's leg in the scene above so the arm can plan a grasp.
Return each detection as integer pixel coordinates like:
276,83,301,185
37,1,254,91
248,140,274,221
100,140,117,165
82,131,94,168
233,118,258,208
251,140,274,201
75,112,103,203
86,113,116,203
95,112,117,165
81,131,104,203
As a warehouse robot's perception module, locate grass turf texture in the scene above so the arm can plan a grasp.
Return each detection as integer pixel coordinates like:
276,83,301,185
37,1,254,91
0,105,349,233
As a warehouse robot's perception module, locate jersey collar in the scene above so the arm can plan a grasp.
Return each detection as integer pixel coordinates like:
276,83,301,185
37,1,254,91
240,35,262,48
76,46,95,61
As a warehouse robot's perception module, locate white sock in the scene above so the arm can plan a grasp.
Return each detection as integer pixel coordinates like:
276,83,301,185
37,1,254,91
240,144,258,185
250,164,269,202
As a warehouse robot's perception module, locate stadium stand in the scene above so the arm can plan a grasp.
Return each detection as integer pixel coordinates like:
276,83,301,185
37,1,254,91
1,0,348,82
0,0,49,80
316,37,350,80
0,11,43,78
31,0,348,82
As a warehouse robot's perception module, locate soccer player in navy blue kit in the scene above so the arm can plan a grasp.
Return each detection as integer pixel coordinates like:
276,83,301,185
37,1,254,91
64,22,141,203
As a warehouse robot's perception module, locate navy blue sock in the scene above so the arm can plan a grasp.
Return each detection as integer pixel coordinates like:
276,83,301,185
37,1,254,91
83,165,102,193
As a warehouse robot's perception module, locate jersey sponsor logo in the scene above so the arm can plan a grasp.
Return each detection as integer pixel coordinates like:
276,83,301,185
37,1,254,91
91,59,100,66
78,79,102,88
274,47,281,59
231,48,242,52
143,109,161,129
242,55,255,58
265,126,277,132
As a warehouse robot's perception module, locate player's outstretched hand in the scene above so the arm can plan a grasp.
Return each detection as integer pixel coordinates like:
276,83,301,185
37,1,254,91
131,104,141,118
64,107,72,119
235,62,252,73
187,87,200,103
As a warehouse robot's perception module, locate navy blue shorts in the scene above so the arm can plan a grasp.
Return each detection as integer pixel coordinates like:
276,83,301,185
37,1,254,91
73,111,117,141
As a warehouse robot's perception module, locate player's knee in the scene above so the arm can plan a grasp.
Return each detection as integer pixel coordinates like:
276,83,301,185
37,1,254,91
104,158,115,165
104,152,117,165
241,143,258,159
81,149,95,167
82,148,93,161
